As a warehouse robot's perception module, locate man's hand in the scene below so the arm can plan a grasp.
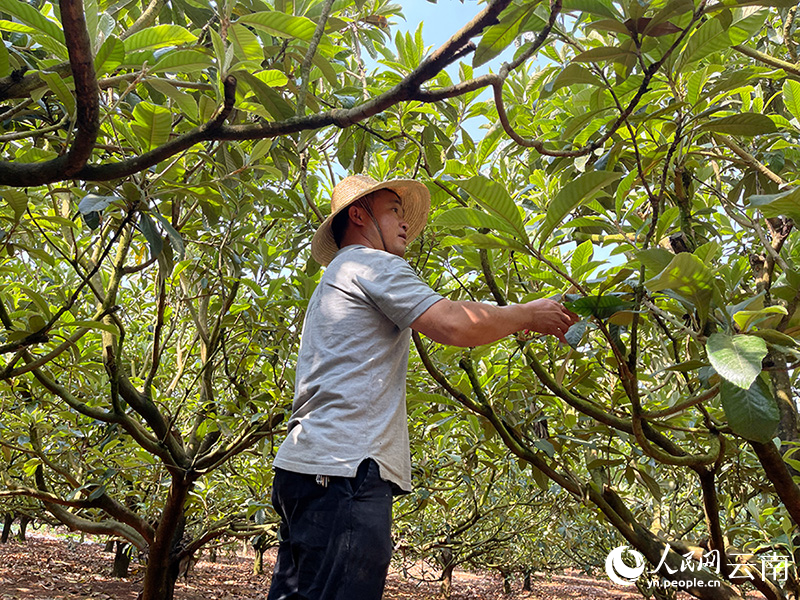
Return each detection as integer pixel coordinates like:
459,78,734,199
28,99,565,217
523,299,580,344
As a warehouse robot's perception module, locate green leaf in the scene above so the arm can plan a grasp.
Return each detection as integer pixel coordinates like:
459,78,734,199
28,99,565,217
720,376,779,443
1,0,64,44
440,233,531,255
473,4,530,67
545,63,603,93
733,306,787,332
78,194,120,215
253,69,290,88
706,332,767,390
565,294,632,319
644,253,715,322
573,46,635,62
783,80,800,122
434,207,519,237
636,248,674,278
700,113,777,136
680,9,767,66
747,188,800,222
94,36,124,77
0,35,11,77
151,212,185,260
2,189,28,224
457,176,528,242
237,11,316,40
571,240,594,274
123,24,197,52
229,23,263,62
138,213,163,260
64,320,119,335
562,0,620,19
151,49,214,73
539,171,622,243
146,79,199,122
131,102,172,150
39,71,75,115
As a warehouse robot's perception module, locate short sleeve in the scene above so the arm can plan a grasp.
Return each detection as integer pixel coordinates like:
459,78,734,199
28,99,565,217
355,251,443,330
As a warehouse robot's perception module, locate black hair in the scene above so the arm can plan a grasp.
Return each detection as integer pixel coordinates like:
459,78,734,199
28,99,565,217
331,195,374,248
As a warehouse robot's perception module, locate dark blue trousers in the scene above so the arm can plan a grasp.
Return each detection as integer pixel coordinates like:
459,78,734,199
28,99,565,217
267,459,394,600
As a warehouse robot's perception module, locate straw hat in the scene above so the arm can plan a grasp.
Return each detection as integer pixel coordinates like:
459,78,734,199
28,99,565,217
311,174,431,266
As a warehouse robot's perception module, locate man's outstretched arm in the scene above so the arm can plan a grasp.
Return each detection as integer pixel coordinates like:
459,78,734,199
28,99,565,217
411,298,579,348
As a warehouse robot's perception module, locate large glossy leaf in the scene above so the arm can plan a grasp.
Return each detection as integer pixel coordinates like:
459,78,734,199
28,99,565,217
435,207,518,237
544,64,603,94
747,187,800,222
147,79,199,121
538,171,622,244
151,212,185,261
2,189,27,224
1,0,64,43
699,113,777,136
457,176,528,242
94,36,124,77
237,12,316,40
720,376,779,443
706,332,767,390
137,213,163,260
732,306,787,332
0,39,8,77
39,71,75,115
123,25,198,52
783,80,800,122
151,49,214,73
680,9,767,66
229,23,264,62
473,4,530,67
565,294,632,319
644,253,715,322
573,46,635,63
561,0,620,19
131,102,172,150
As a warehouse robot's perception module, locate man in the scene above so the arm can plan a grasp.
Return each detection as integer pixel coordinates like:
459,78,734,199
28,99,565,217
268,174,578,600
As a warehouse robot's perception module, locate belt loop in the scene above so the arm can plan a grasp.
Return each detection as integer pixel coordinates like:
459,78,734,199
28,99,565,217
315,474,329,487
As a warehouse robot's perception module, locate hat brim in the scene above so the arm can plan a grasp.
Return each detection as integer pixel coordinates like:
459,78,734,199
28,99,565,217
311,179,431,266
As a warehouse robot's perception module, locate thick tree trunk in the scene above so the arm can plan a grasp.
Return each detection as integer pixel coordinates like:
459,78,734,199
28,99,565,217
439,564,454,600
17,515,30,541
1,514,13,543
139,479,191,600
112,541,131,577
104,538,116,552
497,568,512,594
253,546,264,575
523,569,532,592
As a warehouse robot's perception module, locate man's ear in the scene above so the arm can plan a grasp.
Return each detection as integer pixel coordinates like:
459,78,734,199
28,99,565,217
348,204,366,226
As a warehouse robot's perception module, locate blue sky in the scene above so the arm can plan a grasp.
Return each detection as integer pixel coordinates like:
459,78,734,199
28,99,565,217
395,0,486,48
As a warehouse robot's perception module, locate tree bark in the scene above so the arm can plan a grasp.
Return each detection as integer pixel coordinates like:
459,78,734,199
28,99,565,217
17,515,30,542
1,514,13,543
139,478,191,600
439,563,454,600
112,541,131,578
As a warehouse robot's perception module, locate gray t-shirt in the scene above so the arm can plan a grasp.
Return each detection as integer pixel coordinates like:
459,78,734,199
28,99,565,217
273,245,443,491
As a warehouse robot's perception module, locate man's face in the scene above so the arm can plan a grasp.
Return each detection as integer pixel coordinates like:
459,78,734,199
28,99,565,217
368,189,408,257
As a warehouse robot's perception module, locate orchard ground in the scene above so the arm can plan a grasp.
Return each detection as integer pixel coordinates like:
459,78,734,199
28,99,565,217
0,530,763,600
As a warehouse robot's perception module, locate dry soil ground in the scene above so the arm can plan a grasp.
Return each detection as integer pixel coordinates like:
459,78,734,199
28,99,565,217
0,532,725,600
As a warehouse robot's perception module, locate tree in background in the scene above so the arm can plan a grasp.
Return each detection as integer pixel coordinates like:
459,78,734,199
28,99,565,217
1,0,800,599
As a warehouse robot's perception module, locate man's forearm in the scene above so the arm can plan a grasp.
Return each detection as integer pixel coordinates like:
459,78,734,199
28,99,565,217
412,298,578,347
